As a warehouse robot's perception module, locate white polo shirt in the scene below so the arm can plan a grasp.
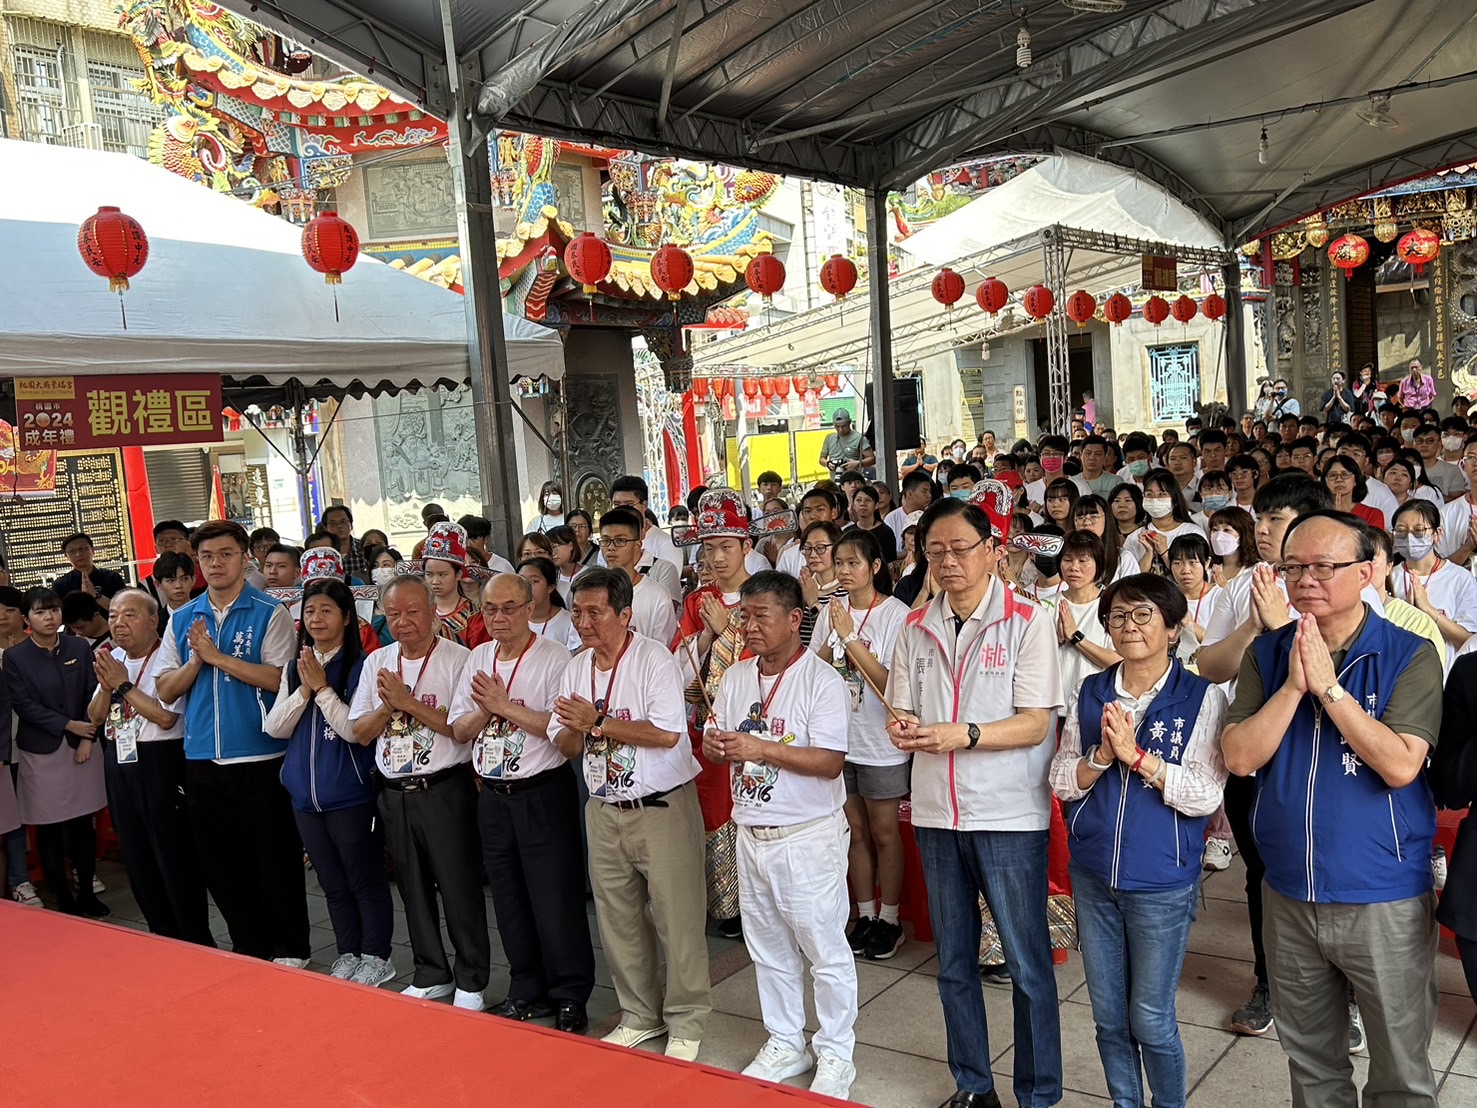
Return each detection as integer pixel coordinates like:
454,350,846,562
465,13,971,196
349,638,471,778
449,634,569,780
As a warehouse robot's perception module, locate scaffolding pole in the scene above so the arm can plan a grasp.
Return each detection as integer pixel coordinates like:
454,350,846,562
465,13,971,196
1042,227,1071,434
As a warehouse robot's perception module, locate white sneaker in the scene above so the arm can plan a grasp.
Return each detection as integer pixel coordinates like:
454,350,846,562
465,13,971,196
92,875,106,894
402,982,455,1001
453,988,485,1012
350,955,397,988
1203,837,1233,872
602,1023,667,1048
1434,846,1449,891
665,1037,700,1061
272,957,310,969
329,954,361,980
742,1038,814,1082
11,881,41,907
809,1053,857,1101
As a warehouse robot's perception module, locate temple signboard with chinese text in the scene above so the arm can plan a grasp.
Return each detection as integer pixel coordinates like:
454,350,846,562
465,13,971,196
1141,255,1178,292
13,375,223,451
0,451,135,585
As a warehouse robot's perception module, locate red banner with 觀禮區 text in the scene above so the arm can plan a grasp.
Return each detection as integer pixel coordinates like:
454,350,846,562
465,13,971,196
13,375,224,452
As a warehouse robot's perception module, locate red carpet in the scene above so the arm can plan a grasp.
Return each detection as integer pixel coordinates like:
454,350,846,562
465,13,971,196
0,903,829,1106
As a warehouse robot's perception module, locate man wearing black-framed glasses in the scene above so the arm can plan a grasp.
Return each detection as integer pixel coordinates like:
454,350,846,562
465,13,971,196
1222,510,1443,1107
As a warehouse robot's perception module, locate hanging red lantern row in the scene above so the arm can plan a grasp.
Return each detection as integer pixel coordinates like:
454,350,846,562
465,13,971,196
1171,295,1198,324
1327,233,1369,279
931,267,966,309
1143,295,1170,326
1396,228,1441,275
792,374,811,395
690,378,710,400
975,277,1008,314
820,254,859,300
745,252,786,299
651,243,695,300
775,376,791,399
1065,290,1096,328
1023,284,1054,320
823,373,840,393
714,378,734,400
78,205,149,329
742,378,760,399
1104,292,1132,326
1201,293,1227,322
564,231,612,293
759,378,776,398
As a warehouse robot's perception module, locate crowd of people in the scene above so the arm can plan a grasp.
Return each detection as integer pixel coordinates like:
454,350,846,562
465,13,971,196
3,372,1477,1107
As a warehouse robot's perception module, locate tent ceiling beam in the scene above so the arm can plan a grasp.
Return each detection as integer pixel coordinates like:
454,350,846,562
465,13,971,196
578,0,746,104
655,0,690,134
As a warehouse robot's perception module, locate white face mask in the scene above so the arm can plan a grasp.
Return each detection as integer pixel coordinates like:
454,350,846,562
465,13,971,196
544,493,563,512
951,447,965,461
1443,435,1464,453
1143,496,1174,519
372,566,396,587
1210,531,1240,557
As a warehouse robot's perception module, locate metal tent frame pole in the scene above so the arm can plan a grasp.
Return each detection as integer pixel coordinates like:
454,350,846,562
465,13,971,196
1042,226,1071,434
866,187,897,490
1222,260,1248,415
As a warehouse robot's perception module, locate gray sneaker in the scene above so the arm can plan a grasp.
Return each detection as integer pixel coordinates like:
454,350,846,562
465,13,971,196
1349,1000,1366,1054
329,953,361,980
350,954,397,988
1231,982,1273,1035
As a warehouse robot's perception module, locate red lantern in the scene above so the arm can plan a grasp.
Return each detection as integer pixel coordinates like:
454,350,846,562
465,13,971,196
1143,295,1170,326
931,267,966,309
564,231,612,293
301,211,360,285
775,376,791,399
820,254,859,300
745,253,786,299
1104,292,1132,326
1171,295,1198,324
1327,233,1369,279
975,278,1008,314
1023,284,1054,320
1065,290,1096,327
690,378,710,400
714,378,734,400
651,243,695,300
823,373,840,394
1202,293,1227,322
743,378,760,399
759,377,776,398
77,205,148,328
792,374,811,395
1396,228,1441,276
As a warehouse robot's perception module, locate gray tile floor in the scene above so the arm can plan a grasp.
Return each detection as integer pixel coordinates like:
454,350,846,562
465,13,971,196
70,851,1477,1106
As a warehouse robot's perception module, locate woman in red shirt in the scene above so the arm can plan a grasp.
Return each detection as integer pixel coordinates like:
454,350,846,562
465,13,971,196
1322,454,1387,530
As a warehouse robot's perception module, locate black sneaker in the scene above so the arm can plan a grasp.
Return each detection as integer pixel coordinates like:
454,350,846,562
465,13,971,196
848,916,877,956
716,915,743,940
979,961,1012,987
864,918,905,960
1230,982,1273,1035
1349,1000,1365,1054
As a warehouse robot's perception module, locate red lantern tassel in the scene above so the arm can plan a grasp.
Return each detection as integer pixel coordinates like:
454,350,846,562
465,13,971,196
118,290,128,331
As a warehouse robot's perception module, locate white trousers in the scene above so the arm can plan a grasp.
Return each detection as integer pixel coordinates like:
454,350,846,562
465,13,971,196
737,809,858,1061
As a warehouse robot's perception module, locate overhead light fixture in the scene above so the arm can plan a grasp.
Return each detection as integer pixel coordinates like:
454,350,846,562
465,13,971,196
1016,21,1032,68
1060,0,1127,10
1356,92,1399,128
1258,126,1268,165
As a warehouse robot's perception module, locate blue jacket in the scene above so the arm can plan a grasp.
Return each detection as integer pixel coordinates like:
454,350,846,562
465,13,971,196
278,653,374,813
1065,661,1214,892
171,586,282,761
1250,612,1436,904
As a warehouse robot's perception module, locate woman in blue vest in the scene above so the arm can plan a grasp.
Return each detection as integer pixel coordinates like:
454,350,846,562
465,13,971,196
264,579,394,988
1050,574,1228,1108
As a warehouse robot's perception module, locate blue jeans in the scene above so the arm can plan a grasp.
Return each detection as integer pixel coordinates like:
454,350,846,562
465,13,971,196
916,826,1062,1105
1070,861,1198,1108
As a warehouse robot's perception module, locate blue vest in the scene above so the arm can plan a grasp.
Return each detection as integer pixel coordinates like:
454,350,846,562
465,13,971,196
1250,611,1436,904
171,585,282,761
278,653,374,813
1065,661,1214,892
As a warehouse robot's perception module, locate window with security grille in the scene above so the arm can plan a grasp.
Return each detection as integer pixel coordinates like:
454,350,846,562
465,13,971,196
1149,343,1201,423
13,45,67,143
88,63,162,157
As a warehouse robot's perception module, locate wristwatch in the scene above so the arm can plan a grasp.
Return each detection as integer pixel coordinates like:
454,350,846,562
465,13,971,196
115,681,135,698
591,712,606,739
1070,631,1085,645
966,722,981,749
1320,683,1346,706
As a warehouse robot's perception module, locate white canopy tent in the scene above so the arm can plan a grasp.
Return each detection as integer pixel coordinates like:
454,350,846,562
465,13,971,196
694,153,1229,377
0,138,565,388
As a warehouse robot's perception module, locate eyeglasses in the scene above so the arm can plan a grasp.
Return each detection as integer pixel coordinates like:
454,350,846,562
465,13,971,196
1392,528,1433,539
1106,607,1158,628
600,536,637,550
1324,470,1354,480
483,602,530,618
1291,451,1315,461
800,543,834,556
924,538,987,562
1275,560,1367,582
197,550,242,565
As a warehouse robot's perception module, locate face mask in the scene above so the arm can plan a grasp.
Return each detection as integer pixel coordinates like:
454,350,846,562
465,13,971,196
1032,556,1058,578
1127,459,1150,478
1041,456,1064,473
950,488,973,501
951,447,965,461
1444,435,1464,453
372,566,396,587
1202,494,1231,512
1143,496,1173,518
1401,429,1416,444
1210,531,1240,557
1276,388,1287,397
1395,534,1434,561
544,493,563,512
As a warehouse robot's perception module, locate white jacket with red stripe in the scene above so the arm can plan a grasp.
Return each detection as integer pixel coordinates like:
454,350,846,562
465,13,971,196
887,582,1064,832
